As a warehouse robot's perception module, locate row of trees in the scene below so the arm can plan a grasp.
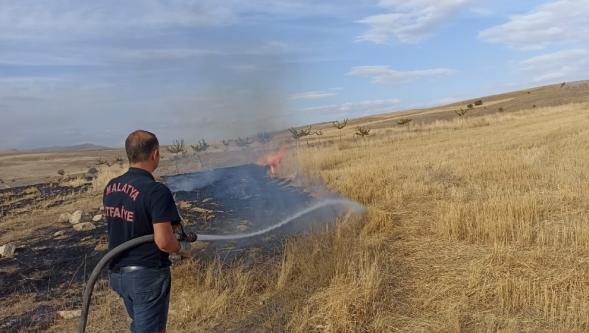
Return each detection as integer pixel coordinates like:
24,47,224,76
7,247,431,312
166,132,275,158
166,98,491,158
286,119,377,143
166,107,465,158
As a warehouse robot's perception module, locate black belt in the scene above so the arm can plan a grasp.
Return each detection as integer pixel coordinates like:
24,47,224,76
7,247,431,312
110,266,147,273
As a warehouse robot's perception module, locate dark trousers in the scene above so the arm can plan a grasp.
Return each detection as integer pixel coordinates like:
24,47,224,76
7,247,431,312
108,267,171,333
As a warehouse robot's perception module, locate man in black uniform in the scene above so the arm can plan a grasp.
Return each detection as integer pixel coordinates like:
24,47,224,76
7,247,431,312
103,130,190,333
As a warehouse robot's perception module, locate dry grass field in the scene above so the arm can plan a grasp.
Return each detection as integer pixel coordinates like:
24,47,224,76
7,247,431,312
53,102,589,332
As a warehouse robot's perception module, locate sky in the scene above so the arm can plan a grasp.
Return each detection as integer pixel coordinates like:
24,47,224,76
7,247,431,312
1,0,588,149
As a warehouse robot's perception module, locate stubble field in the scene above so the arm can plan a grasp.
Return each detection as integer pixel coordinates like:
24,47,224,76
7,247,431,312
68,103,589,332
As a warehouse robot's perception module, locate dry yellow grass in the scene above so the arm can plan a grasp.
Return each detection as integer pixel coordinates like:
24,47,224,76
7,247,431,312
77,103,589,332
91,164,127,193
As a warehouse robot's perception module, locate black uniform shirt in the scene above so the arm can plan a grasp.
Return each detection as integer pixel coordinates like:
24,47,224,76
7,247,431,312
103,167,180,269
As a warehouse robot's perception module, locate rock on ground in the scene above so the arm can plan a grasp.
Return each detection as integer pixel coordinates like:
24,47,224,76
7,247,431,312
58,212,71,223
73,222,96,231
53,230,67,237
92,214,102,222
69,210,83,224
57,310,81,320
0,243,16,258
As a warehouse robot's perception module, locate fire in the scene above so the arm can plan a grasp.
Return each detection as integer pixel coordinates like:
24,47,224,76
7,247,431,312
260,146,285,177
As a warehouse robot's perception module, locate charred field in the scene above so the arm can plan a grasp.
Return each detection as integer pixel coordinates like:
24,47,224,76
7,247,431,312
0,160,354,332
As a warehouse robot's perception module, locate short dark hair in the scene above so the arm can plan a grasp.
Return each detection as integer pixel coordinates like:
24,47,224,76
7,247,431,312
125,130,159,163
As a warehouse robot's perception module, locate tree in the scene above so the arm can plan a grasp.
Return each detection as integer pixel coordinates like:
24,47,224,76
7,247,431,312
256,132,272,144
222,139,232,151
167,139,186,157
397,118,412,125
191,139,209,167
355,126,371,138
190,139,209,153
332,119,348,141
289,126,311,140
289,126,322,146
166,139,186,173
234,137,254,149
454,108,470,117
396,118,412,131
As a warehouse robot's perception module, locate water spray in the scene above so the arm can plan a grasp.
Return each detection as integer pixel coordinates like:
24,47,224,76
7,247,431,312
197,198,364,241
78,198,363,333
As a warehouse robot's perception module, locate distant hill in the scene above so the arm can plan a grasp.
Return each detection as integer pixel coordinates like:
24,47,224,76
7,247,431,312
26,143,114,153
304,80,589,131
0,149,19,155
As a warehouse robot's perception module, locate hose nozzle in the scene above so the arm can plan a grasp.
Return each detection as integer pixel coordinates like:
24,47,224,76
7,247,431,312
175,223,198,242
182,232,198,242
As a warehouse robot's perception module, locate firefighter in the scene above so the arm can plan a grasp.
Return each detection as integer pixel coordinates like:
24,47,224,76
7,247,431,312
103,130,190,333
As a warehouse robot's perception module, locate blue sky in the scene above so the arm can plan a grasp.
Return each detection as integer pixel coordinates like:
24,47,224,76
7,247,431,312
1,0,588,149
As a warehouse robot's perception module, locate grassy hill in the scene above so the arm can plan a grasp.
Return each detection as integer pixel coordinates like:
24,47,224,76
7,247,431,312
306,80,589,131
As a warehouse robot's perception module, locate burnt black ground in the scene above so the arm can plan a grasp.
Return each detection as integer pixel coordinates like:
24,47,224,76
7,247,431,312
0,224,107,332
0,164,350,331
165,164,346,261
0,182,91,219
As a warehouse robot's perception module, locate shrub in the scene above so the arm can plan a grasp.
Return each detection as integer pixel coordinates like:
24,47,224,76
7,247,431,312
454,108,470,117
191,139,209,153
396,118,412,126
234,137,254,149
355,126,371,138
222,139,232,150
167,139,186,157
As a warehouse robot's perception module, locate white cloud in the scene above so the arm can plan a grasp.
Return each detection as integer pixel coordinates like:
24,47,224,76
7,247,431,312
0,77,65,99
519,49,589,82
0,1,365,41
289,90,338,100
242,41,297,56
479,0,589,50
303,98,401,117
356,0,472,44
349,65,453,84
115,48,219,61
0,1,238,40
0,53,101,66
228,64,260,72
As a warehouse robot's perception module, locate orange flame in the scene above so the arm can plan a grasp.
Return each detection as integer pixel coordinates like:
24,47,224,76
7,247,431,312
259,146,285,177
